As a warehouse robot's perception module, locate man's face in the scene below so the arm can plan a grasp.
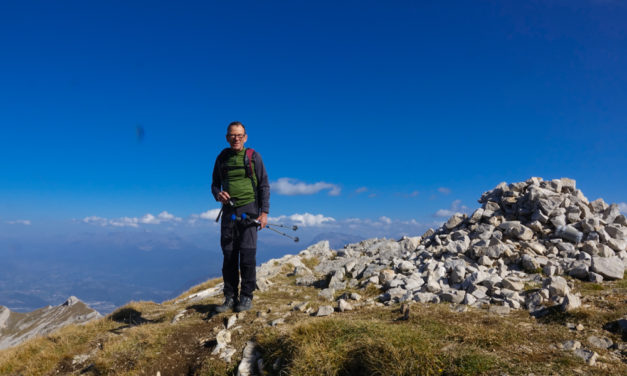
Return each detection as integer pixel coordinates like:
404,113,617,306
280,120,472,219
226,125,247,152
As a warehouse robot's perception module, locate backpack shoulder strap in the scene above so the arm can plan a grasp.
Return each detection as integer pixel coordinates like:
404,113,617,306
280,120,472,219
244,148,255,178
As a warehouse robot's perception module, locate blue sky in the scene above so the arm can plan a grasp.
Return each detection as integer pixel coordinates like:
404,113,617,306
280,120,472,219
1,0,626,242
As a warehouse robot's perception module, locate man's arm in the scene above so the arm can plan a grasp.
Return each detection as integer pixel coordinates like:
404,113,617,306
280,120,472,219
211,151,224,202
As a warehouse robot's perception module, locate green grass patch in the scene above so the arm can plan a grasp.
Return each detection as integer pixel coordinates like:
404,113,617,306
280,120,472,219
448,352,498,376
616,274,627,289
257,316,501,376
301,257,320,270
580,283,606,292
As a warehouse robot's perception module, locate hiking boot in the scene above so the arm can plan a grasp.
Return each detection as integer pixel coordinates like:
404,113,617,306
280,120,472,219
235,296,252,312
215,296,236,313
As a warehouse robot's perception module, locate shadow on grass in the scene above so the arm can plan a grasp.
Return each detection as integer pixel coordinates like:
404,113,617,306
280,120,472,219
187,303,220,320
108,307,160,334
532,305,590,325
603,318,627,341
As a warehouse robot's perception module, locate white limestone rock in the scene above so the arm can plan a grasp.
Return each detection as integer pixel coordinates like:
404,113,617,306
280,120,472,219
562,340,581,351
236,341,260,376
397,260,416,273
555,225,583,244
315,305,334,317
301,240,332,258
445,213,466,230
501,278,524,291
573,348,598,366
498,221,534,241
521,254,540,272
399,236,421,252
414,292,438,303
561,293,582,312
545,276,569,297
318,288,336,301
337,299,353,312
379,269,396,285
439,290,465,304
591,256,624,280
587,335,613,350
568,263,589,280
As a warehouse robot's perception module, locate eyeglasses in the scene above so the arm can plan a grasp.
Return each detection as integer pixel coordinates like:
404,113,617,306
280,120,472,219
227,133,246,139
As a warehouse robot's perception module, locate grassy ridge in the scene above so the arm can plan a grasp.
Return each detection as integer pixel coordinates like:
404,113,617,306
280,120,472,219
0,272,626,375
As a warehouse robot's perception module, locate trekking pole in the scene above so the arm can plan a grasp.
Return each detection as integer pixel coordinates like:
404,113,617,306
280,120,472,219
254,220,299,242
267,225,300,242
267,223,298,231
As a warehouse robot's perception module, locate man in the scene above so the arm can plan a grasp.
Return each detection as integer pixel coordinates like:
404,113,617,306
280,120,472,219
211,121,270,312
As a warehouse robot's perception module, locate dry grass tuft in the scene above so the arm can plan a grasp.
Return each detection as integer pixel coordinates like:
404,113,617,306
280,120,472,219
301,256,320,270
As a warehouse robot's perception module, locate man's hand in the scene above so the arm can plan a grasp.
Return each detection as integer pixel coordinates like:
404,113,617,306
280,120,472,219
258,212,268,230
217,191,231,204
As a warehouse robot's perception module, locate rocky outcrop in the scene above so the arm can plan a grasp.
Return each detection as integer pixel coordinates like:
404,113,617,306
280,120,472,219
0,296,101,350
255,177,626,317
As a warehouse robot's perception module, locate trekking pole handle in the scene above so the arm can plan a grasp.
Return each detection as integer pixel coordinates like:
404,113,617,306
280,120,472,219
214,199,235,222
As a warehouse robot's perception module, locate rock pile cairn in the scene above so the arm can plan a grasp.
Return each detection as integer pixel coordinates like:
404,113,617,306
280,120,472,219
258,177,627,315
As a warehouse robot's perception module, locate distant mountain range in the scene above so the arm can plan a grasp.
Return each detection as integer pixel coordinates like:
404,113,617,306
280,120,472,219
309,232,366,250
0,296,101,350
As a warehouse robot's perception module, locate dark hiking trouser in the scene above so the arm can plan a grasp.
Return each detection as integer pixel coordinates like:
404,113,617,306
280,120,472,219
220,201,258,300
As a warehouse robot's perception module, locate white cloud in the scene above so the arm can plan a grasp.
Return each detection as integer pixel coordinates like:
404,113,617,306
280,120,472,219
269,213,336,227
140,214,160,224
438,187,451,195
82,216,108,226
198,209,222,220
403,219,421,225
6,219,31,225
619,202,627,214
188,208,222,224
158,211,182,222
435,209,456,217
82,211,183,228
434,199,469,218
379,216,392,225
355,187,368,194
140,211,182,224
272,178,341,196
109,217,139,228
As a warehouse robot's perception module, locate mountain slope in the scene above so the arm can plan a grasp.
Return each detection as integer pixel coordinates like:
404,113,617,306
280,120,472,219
0,297,101,350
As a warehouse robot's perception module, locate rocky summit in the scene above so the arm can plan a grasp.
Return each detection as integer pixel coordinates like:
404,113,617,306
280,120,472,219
0,296,101,350
257,177,625,316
